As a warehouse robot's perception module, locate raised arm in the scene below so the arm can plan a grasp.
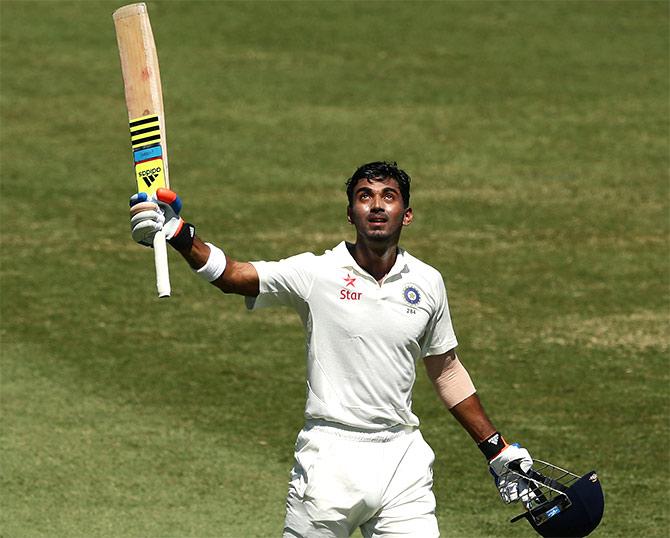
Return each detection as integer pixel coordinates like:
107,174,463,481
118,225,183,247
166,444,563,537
175,235,259,296
129,188,259,297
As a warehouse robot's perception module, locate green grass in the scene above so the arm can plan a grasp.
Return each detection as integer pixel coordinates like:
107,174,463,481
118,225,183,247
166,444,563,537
1,1,668,536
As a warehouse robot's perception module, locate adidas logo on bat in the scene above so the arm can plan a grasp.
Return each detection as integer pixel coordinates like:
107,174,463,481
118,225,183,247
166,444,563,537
139,166,162,188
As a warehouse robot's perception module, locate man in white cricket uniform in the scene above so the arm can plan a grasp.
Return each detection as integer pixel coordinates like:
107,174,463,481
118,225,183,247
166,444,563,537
129,161,535,537
248,242,455,536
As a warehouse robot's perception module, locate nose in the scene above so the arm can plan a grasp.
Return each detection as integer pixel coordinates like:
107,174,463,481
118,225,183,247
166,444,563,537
370,194,384,211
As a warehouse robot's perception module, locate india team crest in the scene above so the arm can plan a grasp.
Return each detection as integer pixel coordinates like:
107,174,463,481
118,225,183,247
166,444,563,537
402,285,422,306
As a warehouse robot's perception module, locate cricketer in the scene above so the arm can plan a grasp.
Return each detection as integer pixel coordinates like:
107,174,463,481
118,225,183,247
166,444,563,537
129,161,535,537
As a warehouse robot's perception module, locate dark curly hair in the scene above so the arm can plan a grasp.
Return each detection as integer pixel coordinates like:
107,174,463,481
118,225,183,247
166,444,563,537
345,161,411,208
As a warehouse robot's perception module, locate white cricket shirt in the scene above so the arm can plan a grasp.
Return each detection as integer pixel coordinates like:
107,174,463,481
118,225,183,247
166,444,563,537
245,241,458,431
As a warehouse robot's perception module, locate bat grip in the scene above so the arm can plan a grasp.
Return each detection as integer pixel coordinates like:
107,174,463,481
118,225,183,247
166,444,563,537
153,230,171,298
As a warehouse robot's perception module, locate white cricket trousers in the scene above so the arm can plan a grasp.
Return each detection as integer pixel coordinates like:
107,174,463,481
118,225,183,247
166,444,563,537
283,420,439,538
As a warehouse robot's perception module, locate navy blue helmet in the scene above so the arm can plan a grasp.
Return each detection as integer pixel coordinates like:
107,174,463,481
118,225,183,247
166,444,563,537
508,460,605,537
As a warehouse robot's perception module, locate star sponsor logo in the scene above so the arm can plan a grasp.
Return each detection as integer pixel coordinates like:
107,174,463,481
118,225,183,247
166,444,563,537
343,273,357,287
340,273,361,300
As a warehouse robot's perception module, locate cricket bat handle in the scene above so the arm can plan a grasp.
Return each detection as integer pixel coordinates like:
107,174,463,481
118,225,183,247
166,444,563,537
153,229,171,298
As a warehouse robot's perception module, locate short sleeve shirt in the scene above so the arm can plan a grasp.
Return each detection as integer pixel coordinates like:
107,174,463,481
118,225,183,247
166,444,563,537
246,241,458,430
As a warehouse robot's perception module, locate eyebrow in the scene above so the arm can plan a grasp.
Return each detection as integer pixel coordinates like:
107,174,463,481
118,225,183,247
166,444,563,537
354,185,400,195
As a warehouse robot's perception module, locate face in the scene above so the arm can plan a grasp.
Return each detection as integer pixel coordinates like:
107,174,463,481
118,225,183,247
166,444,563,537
347,177,413,243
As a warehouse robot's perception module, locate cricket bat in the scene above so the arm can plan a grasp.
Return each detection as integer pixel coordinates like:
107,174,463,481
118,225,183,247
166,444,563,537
113,3,171,298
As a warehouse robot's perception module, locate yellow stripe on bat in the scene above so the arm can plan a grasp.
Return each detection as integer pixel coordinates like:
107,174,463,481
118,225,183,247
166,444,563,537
129,114,161,149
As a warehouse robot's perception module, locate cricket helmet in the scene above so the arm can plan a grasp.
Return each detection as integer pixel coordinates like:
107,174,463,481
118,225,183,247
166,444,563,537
508,459,605,537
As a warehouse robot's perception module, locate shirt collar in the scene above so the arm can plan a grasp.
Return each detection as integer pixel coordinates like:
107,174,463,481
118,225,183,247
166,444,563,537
333,241,409,284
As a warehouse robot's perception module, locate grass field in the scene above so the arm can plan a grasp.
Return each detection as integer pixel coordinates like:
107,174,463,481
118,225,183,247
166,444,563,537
1,1,668,537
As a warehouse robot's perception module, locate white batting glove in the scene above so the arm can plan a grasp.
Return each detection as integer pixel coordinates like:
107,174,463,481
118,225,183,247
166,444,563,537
489,443,536,505
129,189,183,247
129,193,163,246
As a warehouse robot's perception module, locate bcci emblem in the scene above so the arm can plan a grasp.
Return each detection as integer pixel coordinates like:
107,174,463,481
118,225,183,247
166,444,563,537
403,285,421,306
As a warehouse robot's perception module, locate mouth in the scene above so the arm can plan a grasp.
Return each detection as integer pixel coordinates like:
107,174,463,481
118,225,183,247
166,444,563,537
368,216,388,224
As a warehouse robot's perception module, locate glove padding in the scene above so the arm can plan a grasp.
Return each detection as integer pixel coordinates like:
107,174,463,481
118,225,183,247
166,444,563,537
489,443,536,506
129,188,183,247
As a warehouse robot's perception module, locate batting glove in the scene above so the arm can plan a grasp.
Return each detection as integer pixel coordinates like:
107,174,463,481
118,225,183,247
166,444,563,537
479,433,536,506
129,188,192,250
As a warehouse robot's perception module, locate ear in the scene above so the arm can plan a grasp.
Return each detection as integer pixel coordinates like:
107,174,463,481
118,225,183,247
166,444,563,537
347,206,353,224
402,207,413,226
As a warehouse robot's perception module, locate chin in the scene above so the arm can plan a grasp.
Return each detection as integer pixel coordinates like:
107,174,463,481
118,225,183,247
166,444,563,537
365,231,394,242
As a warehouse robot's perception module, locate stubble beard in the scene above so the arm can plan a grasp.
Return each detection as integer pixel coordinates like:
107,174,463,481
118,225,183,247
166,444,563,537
357,219,403,247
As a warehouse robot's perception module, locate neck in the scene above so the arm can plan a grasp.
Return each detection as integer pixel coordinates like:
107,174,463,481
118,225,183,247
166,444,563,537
347,239,398,282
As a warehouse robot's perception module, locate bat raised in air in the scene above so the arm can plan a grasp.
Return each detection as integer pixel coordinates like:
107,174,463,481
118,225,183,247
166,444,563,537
113,2,171,298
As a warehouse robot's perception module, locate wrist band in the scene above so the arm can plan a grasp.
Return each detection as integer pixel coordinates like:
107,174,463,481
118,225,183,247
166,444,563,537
168,221,195,252
195,243,227,282
478,431,508,461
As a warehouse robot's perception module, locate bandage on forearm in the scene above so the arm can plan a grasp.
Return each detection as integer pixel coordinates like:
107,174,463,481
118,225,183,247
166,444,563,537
194,243,227,282
434,357,476,409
